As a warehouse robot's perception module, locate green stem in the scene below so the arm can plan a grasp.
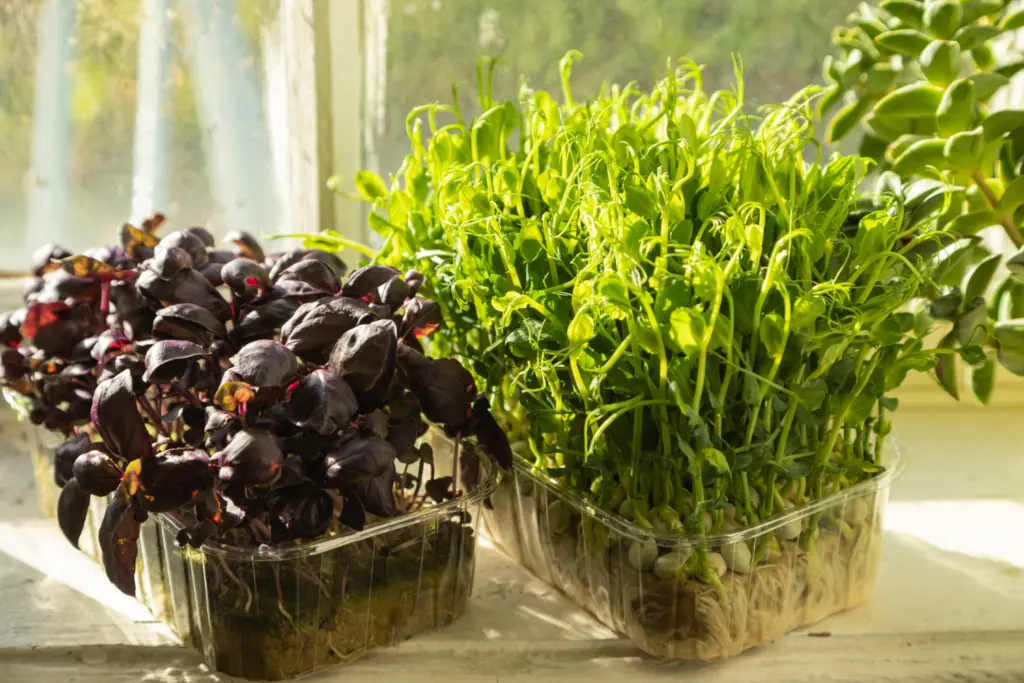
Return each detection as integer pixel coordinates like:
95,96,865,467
972,171,1024,247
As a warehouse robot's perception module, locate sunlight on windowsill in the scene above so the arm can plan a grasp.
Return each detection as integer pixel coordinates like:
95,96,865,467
886,500,1024,568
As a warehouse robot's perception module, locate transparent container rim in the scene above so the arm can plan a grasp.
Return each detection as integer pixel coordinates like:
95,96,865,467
155,478,496,562
512,436,906,547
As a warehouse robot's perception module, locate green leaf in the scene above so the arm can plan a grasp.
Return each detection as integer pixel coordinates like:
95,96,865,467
969,72,1010,102
936,78,975,136
669,308,706,356
872,316,905,345
893,138,948,175
946,210,997,236
817,84,846,120
874,83,945,119
971,358,996,404
624,184,658,220
943,127,986,171
930,287,963,320
515,222,546,263
998,176,1024,215
924,1,962,40
797,378,828,410
982,110,1024,141
920,39,962,86
355,170,388,201
935,332,960,399
994,319,1024,374
959,344,988,365
955,298,989,346
368,211,393,236
1001,8,1024,30
701,447,730,475
759,312,786,356
875,29,932,56
635,324,660,355
881,0,925,28
1007,247,1024,282
792,293,826,331
567,310,596,346
953,25,1001,51
596,274,631,312
827,98,872,144
964,252,1003,301
961,0,1004,24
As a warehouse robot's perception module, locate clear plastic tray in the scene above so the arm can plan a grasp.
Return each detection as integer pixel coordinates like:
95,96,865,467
154,431,494,681
482,442,905,660
25,425,179,633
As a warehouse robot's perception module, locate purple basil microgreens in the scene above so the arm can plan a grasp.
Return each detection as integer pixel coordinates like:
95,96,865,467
56,479,92,547
72,451,123,496
157,231,209,269
268,248,347,281
218,429,284,487
286,368,358,436
54,434,95,487
229,340,298,389
328,318,398,400
223,230,266,263
92,370,153,463
98,496,142,596
142,339,206,384
275,258,341,295
1,219,513,600
137,448,215,511
280,296,371,359
152,303,227,346
320,436,396,491
339,265,402,302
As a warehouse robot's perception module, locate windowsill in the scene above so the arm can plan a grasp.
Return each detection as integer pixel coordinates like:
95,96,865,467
0,407,1021,682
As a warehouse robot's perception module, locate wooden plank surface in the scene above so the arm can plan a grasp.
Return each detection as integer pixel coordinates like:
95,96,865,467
1,409,1022,683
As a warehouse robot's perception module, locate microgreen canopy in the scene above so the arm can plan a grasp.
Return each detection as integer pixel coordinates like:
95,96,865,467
1,218,510,597
318,54,954,585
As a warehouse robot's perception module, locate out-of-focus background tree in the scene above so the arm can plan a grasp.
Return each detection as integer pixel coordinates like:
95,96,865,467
0,0,860,270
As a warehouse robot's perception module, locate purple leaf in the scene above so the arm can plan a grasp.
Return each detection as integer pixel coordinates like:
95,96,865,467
354,464,397,517
224,230,266,263
183,226,215,248
397,345,476,427
57,478,91,548
328,318,397,395
32,243,70,277
218,429,284,487
92,370,152,463
152,303,226,345
341,265,402,302
137,267,232,321
321,436,396,491
143,340,206,384
338,495,366,531
268,484,334,539
73,451,123,496
425,476,454,503
275,259,341,294
378,275,410,310
221,258,271,297
268,248,346,281
404,269,425,296
99,497,142,596
386,415,427,462
204,407,242,450
232,299,299,344
54,434,95,487
400,298,442,341
138,448,215,511
150,246,194,279
467,396,513,470
91,329,131,363
229,340,298,388
286,368,358,436
281,296,372,357
157,231,209,269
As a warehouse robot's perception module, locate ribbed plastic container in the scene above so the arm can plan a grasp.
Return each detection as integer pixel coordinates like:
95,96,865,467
23,423,179,633
156,486,488,681
482,444,904,660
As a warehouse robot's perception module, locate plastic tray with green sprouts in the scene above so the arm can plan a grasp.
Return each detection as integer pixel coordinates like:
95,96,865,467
310,53,957,657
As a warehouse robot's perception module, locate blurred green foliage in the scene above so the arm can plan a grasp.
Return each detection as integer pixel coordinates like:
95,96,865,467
373,0,862,172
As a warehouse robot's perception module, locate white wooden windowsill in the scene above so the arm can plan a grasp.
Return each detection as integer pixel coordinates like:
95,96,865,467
0,408,1022,683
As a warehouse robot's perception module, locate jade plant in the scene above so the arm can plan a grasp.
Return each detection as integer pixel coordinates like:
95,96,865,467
0,219,510,597
306,53,963,603
821,0,1024,401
